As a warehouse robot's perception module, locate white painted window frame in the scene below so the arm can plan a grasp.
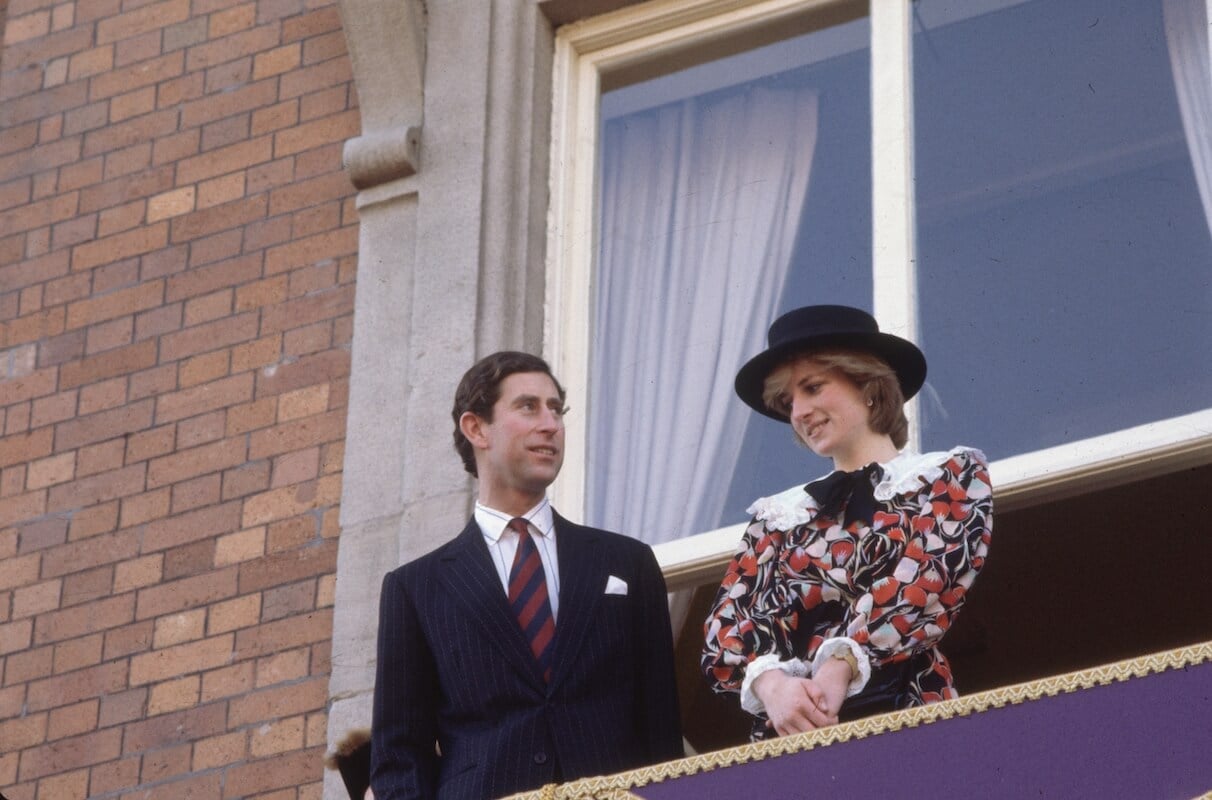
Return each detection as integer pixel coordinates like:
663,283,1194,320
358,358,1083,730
544,0,1212,580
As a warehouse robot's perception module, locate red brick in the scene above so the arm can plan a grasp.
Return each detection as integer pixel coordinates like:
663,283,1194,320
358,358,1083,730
88,755,142,796
233,608,332,661
77,165,174,215
53,399,154,451
0,618,33,654
124,424,176,465
42,529,139,581
24,661,127,714
188,229,245,267
96,0,190,44
0,428,53,469
230,334,280,373
270,446,319,487
170,194,267,244
221,746,324,799
119,487,171,528
262,227,356,277
131,771,222,800
282,7,341,42
67,500,119,540
68,224,168,275
182,290,234,328
4,307,67,350
179,350,230,388
146,436,247,488
163,16,210,52
98,687,147,728
255,351,348,400
163,252,260,301
140,249,189,284
176,409,226,449
17,515,68,554
156,71,206,110
135,567,237,620
41,273,91,311
0,247,69,293
185,24,279,72
51,630,104,671
102,620,153,661
273,109,358,157
135,304,184,341
29,391,78,430
200,114,250,153
128,634,234,686
238,539,334,596
251,99,299,136
221,460,270,500
0,138,82,184
142,500,242,552
90,52,185,101
227,676,325,730
102,141,154,180
200,660,254,703
129,364,179,402
0,713,48,753
154,372,254,424
303,30,348,66
62,277,166,327
46,698,99,741
247,409,345,461
178,79,277,129
233,274,287,312
59,339,157,390
267,170,350,217
33,593,134,645
110,86,158,123
76,437,127,477
158,313,259,364
5,642,53,685
245,157,295,195
140,741,193,784
0,490,47,528
114,28,165,68
120,700,226,752
176,136,272,186
0,192,79,238
283,321,332,357
17,728,122,782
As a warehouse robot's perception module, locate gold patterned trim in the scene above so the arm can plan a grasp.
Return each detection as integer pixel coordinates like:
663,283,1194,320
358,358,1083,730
505,640,1212,799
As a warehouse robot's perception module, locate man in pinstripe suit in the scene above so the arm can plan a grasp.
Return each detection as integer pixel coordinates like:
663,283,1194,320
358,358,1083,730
371,351,683,800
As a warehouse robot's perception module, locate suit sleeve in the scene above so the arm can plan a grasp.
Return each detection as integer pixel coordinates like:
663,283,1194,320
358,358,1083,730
633,544,685,763
371,568,439,800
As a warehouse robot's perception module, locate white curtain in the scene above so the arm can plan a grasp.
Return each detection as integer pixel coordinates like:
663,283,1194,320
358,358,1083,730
1163,0,1212,238
588,85,820,545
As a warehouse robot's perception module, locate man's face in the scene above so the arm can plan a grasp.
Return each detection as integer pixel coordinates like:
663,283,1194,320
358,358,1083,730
470,372,565,511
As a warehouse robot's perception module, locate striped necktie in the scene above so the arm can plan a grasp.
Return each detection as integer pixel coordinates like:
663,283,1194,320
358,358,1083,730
507,517,555,683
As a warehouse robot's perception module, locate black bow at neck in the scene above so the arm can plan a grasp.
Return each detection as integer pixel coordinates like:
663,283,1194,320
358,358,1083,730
804,463,883,528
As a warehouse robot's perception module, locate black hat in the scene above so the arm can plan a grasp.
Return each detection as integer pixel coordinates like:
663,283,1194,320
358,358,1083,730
734,305,927,421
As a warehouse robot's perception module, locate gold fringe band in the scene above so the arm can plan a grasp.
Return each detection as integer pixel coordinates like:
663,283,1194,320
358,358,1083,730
507,640,1212,800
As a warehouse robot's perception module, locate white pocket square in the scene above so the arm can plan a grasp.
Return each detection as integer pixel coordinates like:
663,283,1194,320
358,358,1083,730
604,575,628,595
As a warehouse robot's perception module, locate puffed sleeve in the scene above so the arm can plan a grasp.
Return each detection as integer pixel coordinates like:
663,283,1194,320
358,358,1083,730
701,519,800,695
820,447,993,670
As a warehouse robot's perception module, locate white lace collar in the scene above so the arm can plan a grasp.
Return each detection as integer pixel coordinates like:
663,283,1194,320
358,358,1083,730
745,446,985,531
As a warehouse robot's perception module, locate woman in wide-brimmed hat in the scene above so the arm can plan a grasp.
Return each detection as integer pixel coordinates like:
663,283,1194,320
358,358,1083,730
702,305,993,739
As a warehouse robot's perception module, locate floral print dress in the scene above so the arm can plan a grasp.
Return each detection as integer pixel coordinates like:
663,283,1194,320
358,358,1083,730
702,446,993,737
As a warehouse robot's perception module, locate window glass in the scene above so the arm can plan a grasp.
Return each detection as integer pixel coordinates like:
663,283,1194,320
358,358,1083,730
590,18,871,542
914,0,1212,460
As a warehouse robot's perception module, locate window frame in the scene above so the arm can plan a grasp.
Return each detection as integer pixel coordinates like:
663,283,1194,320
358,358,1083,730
545,0,1212,578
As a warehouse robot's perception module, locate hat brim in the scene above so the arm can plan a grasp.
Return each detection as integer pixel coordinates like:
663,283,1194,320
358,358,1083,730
734,332,926,422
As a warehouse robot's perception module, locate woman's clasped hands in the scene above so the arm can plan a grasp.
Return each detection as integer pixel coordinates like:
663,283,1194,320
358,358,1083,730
751,657,852,736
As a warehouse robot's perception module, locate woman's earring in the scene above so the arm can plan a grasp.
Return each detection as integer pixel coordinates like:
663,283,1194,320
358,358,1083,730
866,399,874,407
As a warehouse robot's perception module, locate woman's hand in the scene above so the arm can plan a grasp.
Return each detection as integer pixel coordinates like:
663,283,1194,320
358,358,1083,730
813,656,853,718
751,669,839,736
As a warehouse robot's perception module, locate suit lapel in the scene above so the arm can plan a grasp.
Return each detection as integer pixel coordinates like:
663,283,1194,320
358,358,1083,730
437,518,546,689
548,513,606,688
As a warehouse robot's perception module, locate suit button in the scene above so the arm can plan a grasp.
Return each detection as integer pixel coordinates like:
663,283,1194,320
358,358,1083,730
533,752,548,765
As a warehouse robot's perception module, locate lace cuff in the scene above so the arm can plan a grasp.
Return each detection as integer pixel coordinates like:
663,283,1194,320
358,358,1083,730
739,653,809,715
810,637,871,698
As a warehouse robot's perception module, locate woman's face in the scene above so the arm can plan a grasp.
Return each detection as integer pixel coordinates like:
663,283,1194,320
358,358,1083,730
781,359,872,466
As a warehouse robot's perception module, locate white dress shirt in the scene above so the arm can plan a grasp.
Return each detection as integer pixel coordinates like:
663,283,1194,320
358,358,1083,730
474,498,560,621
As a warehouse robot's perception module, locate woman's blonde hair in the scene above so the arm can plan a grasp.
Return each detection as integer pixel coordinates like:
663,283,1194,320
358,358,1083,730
761,349,909,449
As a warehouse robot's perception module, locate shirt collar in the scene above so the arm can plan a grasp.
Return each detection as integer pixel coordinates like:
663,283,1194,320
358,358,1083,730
474,497,555,543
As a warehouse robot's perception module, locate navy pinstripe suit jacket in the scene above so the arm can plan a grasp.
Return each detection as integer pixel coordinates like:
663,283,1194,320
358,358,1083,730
370,512,683,800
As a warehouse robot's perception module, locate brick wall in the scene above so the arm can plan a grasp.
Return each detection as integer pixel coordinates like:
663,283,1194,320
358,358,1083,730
0,0,359,797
